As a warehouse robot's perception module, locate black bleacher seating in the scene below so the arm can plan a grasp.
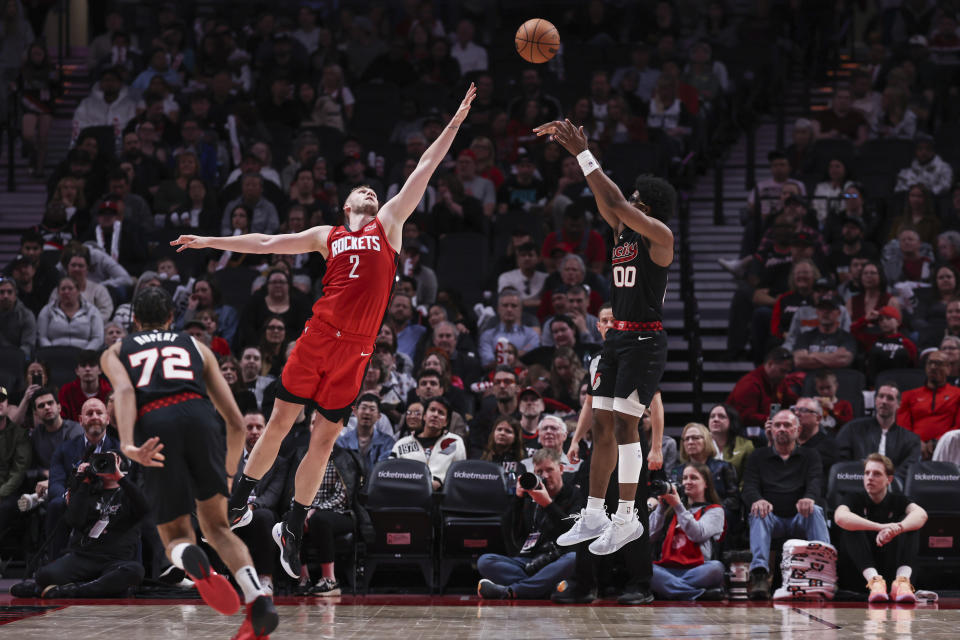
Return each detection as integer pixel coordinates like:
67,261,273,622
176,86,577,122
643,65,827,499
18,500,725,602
0,347,26,395
361,458,436,592
903,461,960,588
437,460,511,591
35,346,81,390
855,139,916,177
436,232,489,306
212,266,258,311
824,460,866,519
808,138,856,182
801,368,865,417
303,125,346,167
874,368,927,394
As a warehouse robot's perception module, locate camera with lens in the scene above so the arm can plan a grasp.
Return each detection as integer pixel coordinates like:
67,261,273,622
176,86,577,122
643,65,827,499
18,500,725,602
90,452,117,475
17,492,45,512
523,542,563,575
518,472,541,491
650,468,684,498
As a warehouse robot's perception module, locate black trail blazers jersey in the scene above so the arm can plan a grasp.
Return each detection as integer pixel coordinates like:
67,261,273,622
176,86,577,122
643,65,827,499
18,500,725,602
119,330,208,405
610,228,668,323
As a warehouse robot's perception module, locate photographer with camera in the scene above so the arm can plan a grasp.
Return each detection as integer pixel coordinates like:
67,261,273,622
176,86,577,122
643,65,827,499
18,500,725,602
10,451,147,598
649,463,727,601
476,448,583,599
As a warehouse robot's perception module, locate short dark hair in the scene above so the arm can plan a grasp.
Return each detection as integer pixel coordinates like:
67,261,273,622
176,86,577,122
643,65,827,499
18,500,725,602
77,349,100,367
356,392,381,411
876,382,901,401
494,365,517,381
767,149,788,162
20,229,43,247
61,243,91,268
425,396,451,424
133,287,175,328
32,387,58,409
418,368,442,382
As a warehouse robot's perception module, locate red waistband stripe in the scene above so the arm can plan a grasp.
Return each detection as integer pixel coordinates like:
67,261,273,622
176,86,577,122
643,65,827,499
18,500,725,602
612,320,664,332
138,392,203,419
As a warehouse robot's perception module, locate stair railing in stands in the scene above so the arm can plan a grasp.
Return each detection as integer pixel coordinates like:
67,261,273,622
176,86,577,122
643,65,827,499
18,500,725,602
6,73,22,192
677,191,704,422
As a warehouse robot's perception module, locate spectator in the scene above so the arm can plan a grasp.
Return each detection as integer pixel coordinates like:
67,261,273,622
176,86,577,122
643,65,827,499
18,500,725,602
545,346,585,411
95,169,153,233
742,409,829,600
913,264,960,334
238,346,275,410
640,398,677,476
388,293,426,361
476,448,581,600
726,347,794,429
391,397,466,491
0,275,36,359
649,462,726,601
707,403,754,481
153,151,203,217
427,320,481,389
785,118,816,179
793,397,838,485
933,429,960,463
336,393,395,471
28,389,83,488
58,349,112,422
480,417,525,476
37,276,104,349
239,268,311,349
812,85,868,145
507,68,562,124
131,47,181,90
516,387,547,458
221,174,280,236
857,305,917,384
521,414,575,473
82,197,147,275
0,386,31,528
833,454,927,602
811,158,853,226
672,421,740,523
850,69,882,124
102,321,125,347
612,43,660,103
542,204,606,275
453,150,496,219
837,384,921,485
810,370,854,431
257,315,289,378
824,184,881,250
869,86,917,140
479,289,540,368
897,349,960,457
219,355,257,415
175,277,239,344
887,188,940,246
745,149,807,220
894,136,953,196
450,19,487,74
646,74,694,160
71,67,137,145
793,294,856,371
847,261,900,324
769,260,818,342
538,255,605,321
111,271,162,332
54,245,113,321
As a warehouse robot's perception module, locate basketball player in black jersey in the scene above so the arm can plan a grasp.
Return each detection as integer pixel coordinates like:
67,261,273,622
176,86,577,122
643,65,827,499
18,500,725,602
100,288,278,639
535,119,674,603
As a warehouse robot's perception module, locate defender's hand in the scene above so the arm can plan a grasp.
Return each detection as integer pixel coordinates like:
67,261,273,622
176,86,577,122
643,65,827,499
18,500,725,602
122,437,165,468
449,83,477,128
647,447,663,471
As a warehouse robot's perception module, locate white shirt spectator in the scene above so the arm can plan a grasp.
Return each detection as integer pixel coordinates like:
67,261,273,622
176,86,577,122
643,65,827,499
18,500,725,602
895,154,954,195
498,268,547,299
71,83,137,144
460,175,496,211
450,41,488,74
391,431,467,486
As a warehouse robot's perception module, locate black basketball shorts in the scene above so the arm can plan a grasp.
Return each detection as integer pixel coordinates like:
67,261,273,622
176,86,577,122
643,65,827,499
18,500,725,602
135,398,229,524
590,329,667,417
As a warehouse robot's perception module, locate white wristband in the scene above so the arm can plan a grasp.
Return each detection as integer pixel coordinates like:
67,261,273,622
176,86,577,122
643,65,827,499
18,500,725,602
577,150,600,176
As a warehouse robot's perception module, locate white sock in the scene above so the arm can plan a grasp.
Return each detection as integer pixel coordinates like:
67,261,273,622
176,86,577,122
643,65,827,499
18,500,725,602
896,566,912,579
617,442,644,484
586,496,605,514
235,565,266,603
863,568,879,581
616,499,634,519
170,542,191,570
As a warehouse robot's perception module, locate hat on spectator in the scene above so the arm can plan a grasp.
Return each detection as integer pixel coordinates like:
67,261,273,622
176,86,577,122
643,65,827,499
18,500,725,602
842,216,865,231
915,132,935,146
98,196,122,215
518,386,542,400
0,386,7,400
789,231,815,247
184,319,206,331
458,149,477,161
516,147,535,164
550,242,577,257
877,305,901,323
909,34,928,47
422,109,444,126
814,276,835,290
816,293,842,310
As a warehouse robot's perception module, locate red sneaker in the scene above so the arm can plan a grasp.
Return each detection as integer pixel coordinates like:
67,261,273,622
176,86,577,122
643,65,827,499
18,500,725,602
181,544,241,615
232,595,279,640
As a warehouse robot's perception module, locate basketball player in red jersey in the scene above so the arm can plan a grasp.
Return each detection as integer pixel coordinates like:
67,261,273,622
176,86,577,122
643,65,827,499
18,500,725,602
172,83,477,579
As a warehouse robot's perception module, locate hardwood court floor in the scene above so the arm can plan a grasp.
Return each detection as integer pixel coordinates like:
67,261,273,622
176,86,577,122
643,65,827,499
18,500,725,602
1,595,958,639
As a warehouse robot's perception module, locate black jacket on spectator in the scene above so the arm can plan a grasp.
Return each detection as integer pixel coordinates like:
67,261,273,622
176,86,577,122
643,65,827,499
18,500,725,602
235,453,291,514
741,445,823,517
835,417,922,484
503,475,583,557
65,475,149,560
800,429,838,488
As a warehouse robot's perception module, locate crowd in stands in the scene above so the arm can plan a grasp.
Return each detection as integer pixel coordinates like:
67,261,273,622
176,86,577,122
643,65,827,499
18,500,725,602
0,0,956,603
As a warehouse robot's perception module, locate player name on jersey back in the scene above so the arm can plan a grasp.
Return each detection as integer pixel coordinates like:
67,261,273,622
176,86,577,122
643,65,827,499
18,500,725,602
330,235,382,257
130,331,181,345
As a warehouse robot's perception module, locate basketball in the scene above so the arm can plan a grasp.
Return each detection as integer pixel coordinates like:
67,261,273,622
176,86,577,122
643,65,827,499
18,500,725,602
515,18,560,64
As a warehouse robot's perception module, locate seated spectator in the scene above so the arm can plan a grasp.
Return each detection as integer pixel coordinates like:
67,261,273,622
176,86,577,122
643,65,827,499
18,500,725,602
400,242,437,307
391,397,466,490
785,118,816,179
886,229,937,281
919,299,960,350
103,321,126,346
219,355,257,415
793,294,856,371
54,244,113,321
71,67,137,146
175,276,239,344
672,423,741,528
770,260,817,343
27,389,82,494
725,347,794,429
429,321,482,389
544,347,585,411
850,69,882,124
58,349,112,422
897,349,960,457
498,241,548,313
37,276,104,349
646,74,694,160
480,417,525,476
811,158,853,227
855,306,917,384
812,85,868,145
869,86,917,140
388,293,426,362
479,289,540,368
193,310,230,356
833,454,928,602
541,204,606,275
537,255,605,321
783,281,853,351
742,409,829,600
476,448,581,600
810,370,853,431
240,268,312,349
793,397,838,486
238,346,275,411
336,394,396,471
82,197,148,275
221,174,280,236
10,451,146,599
257,315,288,378
936,230,960,273
894,135,953,196
837,384,921,484
544,287,602,347
707,403,754,482
0,388,31,529
846,261,899,324
650,462,726,601
0,275,36,359
522,414,577,473
911,264,960,334
153,151,205,217
824,184,881,249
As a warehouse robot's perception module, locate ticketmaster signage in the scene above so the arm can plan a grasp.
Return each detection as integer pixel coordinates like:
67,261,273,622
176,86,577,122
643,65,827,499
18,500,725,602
378,471,424,480
913,473,960,482
453,471,500,481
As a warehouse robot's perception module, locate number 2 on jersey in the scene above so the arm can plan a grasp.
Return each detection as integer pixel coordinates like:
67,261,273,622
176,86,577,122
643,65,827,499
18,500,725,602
128,346,194,387
613,265,636,288
348,254,360,278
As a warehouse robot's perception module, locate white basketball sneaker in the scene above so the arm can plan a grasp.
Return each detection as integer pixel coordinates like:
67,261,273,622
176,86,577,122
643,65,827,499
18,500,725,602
588,511,643,555
556,508,609,546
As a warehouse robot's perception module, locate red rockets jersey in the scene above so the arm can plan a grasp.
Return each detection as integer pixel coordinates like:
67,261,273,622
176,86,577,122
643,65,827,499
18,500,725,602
310,216,398,339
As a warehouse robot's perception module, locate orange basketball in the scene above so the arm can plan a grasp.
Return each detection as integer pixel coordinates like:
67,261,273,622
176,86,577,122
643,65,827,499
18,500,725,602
515,18,560,64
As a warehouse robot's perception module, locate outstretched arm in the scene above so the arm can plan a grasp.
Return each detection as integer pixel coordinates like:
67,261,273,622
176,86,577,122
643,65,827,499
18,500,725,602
534,119,674,265
379,83,477,236
170,226,330,257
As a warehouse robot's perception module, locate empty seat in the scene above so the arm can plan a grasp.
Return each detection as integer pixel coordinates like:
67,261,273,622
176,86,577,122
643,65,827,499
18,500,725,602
874,368,927,394
35,346,81,390
436,232,489,306
903,461,960,588
362,458,436,592
824,460,866,519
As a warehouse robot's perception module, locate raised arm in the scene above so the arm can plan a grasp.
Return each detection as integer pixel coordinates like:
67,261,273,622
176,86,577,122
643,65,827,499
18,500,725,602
379,83,477,239
534,119,674,266
170,226,330,258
